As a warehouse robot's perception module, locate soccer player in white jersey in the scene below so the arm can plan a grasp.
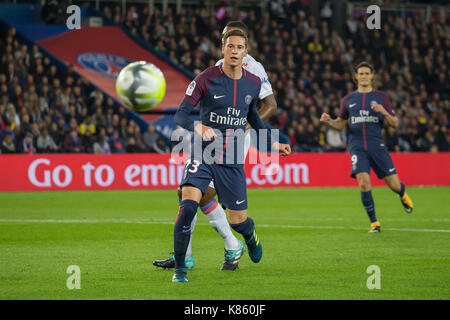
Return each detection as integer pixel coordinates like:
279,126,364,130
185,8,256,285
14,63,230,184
153,21,277,271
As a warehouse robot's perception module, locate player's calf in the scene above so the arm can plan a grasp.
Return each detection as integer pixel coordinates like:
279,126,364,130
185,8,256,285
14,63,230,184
173,199,199,269
361,190,378,224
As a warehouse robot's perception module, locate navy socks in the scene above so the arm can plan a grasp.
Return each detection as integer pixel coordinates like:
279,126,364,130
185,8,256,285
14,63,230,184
174,199,198,269
397,182,406,197
361,191,377,223
230,217,255,242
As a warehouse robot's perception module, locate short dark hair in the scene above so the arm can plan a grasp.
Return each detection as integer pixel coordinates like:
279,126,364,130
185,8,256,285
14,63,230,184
223,21,249,37
354,61,374,73
222,29,248,48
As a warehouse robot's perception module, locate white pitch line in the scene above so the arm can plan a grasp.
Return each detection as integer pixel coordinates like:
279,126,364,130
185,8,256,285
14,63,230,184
0,219,449,233
0,218,175,225
269,217,450,223
258,224,450,233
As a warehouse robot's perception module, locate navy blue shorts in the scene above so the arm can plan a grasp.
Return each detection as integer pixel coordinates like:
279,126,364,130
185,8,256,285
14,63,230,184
180,159,247,210
349,145,397,179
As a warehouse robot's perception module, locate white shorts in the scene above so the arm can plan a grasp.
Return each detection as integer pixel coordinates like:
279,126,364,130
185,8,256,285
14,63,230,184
208,132,251,189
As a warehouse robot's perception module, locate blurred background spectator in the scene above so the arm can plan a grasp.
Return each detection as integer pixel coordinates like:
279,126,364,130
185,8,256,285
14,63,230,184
93,135,111,154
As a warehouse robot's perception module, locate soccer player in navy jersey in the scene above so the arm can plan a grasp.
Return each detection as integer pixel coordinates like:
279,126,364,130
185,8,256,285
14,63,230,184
170,29,291,282
153,21,277,272
320,61,413,233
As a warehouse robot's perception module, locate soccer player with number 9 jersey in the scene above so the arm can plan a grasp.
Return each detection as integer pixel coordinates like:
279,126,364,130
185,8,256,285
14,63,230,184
320,61,414,233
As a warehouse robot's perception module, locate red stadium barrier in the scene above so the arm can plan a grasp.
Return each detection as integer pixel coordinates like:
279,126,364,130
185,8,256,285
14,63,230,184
0,153,448,192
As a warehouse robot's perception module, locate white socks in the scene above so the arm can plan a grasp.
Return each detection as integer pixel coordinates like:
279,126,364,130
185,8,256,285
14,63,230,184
184,198,240,254
203,200,240,250
185,213,196,257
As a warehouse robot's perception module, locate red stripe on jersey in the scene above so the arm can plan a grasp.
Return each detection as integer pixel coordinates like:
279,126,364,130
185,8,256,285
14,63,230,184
221,129,230,164
362,93,367,151
233,78,237,107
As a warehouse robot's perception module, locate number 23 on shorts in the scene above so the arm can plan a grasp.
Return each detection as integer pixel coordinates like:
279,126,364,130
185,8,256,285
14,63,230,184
184,159,200,175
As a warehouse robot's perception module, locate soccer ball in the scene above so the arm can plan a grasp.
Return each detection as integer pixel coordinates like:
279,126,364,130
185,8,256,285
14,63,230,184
115,61,166,112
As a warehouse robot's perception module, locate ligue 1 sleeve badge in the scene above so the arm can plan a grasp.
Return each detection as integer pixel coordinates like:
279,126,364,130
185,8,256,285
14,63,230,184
186,81,196,96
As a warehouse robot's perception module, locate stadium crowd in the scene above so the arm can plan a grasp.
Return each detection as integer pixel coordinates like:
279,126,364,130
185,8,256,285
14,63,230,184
0,27,167,154
0,0,448,154
106,0,449,152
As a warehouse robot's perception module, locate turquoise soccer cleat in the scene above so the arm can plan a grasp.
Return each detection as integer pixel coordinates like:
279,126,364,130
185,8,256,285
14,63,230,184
221,240,245,271
185,254,195,269
245,230,263,263
172,268,188,283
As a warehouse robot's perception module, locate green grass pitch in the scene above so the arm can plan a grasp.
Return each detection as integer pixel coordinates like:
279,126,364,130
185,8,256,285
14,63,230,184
0,187,449,300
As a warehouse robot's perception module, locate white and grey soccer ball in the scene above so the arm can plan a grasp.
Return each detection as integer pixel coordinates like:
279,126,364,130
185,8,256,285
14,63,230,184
115,61,166,111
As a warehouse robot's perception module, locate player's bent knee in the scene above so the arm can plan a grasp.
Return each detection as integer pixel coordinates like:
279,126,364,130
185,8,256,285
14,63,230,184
359,183,371,192
356,173,371,191
181,186,203,203
384,174,401,192
177,187,182,200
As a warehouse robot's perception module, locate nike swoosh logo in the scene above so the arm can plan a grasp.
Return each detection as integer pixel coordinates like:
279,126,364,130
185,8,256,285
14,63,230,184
349,103,356,108
214,95,225,99
236,200,245,204
389,168,395,172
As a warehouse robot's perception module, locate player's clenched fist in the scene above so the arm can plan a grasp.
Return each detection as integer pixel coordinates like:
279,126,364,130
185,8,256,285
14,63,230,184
272,142,292,156
194,123,217,141
371,103,387,115
320,113,331,123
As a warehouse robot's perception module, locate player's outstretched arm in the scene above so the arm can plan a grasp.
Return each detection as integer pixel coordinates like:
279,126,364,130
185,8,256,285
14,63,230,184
247,102,291,156
320,113,347,131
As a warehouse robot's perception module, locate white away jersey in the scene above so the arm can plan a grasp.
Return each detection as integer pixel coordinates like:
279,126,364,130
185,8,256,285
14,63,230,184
216,54,273,100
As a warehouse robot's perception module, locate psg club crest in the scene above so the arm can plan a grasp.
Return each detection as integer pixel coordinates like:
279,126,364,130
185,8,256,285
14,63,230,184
245,95,252,105
76,53,134,79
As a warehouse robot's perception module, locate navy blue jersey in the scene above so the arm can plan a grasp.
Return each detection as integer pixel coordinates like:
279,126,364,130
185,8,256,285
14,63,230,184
340,90,395,151
177,65,263,166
